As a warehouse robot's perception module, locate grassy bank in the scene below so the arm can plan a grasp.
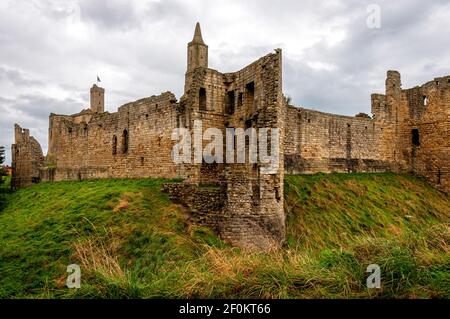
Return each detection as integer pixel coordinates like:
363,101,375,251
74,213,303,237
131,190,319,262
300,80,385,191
0,173,448,298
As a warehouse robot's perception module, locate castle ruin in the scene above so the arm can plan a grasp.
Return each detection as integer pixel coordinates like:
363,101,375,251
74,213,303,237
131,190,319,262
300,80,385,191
11,23,449,250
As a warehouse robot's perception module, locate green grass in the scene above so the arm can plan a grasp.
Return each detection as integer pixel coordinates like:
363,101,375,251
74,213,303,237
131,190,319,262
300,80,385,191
0,173,448,298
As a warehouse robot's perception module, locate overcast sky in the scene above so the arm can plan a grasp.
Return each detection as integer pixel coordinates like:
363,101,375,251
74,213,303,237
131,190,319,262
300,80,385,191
1,0,449,164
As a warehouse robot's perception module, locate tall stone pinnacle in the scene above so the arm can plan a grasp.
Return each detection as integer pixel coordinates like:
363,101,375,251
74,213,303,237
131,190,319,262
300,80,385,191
192,22,205,44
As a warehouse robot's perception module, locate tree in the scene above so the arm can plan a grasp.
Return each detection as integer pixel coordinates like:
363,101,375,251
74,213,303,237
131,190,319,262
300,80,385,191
0,146,5,165
283,94,292,105
0,146,5,180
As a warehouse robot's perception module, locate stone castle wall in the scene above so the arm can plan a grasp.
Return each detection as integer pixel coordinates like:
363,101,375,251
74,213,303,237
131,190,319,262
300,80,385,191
284,106,392,174
11,23,449,250
42,92,180,182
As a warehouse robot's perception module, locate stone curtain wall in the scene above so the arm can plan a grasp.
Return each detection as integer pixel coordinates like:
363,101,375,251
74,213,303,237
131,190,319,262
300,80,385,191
11,124,44,188
43,92,180,181
284,106,391,174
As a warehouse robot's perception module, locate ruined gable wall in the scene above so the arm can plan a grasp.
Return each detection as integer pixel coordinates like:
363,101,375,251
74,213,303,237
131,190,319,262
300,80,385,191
43,92,181,181
11,124,44,188
284,106,392,174
219,50,285,249
394,76,450,193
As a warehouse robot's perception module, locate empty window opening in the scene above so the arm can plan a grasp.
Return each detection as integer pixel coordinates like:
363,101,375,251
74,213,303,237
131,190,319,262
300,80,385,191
307,119,311,123
245,82,255,109
141,157,144,166
437,169,441,184
423,95,428,106
199,88,207,111
412,129,420,146
252,182,260,202
122,129,129,154
146,114,149,119
225,91,235,115
238,92,243,107
112,135,117,155
245,119,252,129
347,124,351,128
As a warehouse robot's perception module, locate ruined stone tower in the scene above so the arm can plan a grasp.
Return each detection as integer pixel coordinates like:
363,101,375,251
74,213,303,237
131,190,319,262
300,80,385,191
173,23,286,249
90,84,105,113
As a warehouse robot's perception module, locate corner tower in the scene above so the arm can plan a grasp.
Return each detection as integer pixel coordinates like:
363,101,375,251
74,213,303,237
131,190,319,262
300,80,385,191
90,84,105,113
187,22,208,73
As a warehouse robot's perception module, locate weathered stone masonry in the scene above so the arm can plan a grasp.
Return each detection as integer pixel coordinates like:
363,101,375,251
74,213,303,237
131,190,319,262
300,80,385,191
11,124,44,189
12,23,449,249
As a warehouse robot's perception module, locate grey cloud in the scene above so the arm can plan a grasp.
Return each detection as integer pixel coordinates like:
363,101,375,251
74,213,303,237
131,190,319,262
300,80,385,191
0,93,84,164
280,0,450,114
78,0,143,31
12,94,82,118
0,66,42,87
